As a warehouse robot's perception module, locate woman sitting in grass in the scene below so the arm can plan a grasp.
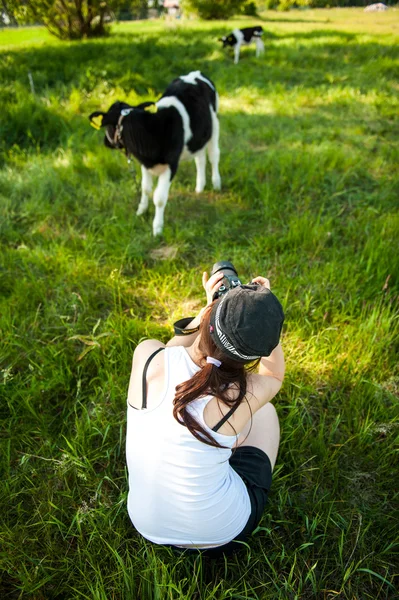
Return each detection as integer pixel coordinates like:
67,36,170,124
126,272,285,555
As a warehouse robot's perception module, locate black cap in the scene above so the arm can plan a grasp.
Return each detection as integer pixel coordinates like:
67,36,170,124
209,285,284,362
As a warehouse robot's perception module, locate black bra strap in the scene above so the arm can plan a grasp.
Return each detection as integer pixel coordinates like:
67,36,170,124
212,403,240,432
142,347,165,409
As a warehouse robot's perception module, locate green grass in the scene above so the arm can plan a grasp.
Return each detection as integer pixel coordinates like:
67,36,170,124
1,8,398,599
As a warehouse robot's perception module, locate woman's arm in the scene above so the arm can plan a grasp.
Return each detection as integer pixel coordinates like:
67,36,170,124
250,276,285,383
166,271,223,348
248,344,285,411
249,276,285,405
258,343,285,382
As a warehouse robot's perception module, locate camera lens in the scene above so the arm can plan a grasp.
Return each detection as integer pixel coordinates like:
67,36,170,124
211,261,238,279
210,261,242,300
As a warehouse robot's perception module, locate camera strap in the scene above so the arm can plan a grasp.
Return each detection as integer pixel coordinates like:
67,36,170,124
173,317,200,336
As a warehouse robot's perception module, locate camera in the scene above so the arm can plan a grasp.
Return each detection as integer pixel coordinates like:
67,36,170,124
210,261,242,300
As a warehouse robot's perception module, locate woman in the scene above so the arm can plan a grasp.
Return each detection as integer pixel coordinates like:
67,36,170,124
126,271,285,554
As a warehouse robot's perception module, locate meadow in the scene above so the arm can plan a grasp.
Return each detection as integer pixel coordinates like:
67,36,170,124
1,8,398,599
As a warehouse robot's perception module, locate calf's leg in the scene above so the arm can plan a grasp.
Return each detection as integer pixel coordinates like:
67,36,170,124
234,43,241,65
195,149,207,193
255,38,264,58
152,167,172,236
207,110,221,191
137,166,153,216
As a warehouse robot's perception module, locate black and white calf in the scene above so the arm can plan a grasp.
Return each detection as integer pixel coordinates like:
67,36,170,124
89,70,221,235
220,26,264,64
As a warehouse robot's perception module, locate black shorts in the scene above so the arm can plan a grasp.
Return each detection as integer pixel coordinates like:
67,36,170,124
202,445,273,557
167,446,273,558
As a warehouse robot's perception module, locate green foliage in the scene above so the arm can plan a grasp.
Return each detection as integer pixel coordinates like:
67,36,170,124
1,0,19,25
10,0,123,40
116,0,149,20
242,1,259,15
184,0,248,20
1,9,399,600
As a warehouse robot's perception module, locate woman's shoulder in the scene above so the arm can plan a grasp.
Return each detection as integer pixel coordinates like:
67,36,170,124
128,340,167,410
133,339,166,363
132,341,191,374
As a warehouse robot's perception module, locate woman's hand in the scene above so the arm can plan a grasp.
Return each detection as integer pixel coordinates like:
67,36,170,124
166,271,223,348
251,276,271,290
202,271,224,306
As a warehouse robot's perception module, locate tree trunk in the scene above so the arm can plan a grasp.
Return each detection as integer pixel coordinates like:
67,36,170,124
74,0,86,37
25,0,111,40
1,0,18,25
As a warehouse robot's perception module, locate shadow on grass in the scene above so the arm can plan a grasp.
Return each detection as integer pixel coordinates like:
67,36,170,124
0,32,214,95
1,27,397,98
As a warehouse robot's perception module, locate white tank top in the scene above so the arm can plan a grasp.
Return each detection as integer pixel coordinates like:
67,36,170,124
126,346,251,548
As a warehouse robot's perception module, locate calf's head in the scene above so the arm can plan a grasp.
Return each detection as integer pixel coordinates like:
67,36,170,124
219,34,235,48
89,101,132,149
89,101,158,150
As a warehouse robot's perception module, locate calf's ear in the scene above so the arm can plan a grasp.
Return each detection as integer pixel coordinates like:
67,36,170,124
89,111,105,129
144,103,158,114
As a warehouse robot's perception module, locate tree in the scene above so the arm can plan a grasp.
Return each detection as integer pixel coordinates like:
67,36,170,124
184,0,252,20
116,0,148,20
1,0,25,24
10,0,125,39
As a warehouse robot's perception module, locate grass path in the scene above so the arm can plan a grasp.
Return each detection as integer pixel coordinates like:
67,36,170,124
1,9,398,599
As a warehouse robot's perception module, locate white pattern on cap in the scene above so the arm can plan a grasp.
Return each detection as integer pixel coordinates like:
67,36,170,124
214,294,260,361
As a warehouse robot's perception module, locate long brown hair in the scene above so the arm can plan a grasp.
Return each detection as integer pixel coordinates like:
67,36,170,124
173,304,259,448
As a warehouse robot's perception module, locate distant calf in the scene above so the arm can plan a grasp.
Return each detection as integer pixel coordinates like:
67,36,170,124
220,26,264,64
89,71,221,235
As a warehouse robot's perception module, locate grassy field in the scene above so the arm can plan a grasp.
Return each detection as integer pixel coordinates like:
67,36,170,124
1,8,398,599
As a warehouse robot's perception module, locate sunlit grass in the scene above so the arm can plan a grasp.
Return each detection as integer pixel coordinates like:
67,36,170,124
1,8,398,599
